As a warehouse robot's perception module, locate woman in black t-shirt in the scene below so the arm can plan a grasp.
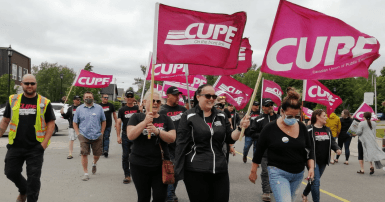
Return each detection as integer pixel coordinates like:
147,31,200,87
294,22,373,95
127,90,176,202
301,109,341,202
249,87,314,202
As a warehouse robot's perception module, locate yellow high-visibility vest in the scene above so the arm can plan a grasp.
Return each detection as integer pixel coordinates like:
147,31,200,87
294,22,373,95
8,93,51,145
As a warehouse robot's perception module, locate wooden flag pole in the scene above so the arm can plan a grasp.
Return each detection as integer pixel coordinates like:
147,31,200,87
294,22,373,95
239,71,263,141
148,63,155,139
63,85,75,105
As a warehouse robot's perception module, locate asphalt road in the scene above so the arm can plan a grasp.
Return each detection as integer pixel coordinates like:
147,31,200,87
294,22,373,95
0,127,384,202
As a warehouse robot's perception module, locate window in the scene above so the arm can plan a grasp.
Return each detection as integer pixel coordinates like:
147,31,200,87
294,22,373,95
23,68,28,76
12,64,17,80
18,66,22,81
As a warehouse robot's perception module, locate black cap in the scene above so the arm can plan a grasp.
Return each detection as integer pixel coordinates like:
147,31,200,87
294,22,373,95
253,101,260,106
262,98,274,106
125,90,134,97
73,95,81,100
166,86,182,95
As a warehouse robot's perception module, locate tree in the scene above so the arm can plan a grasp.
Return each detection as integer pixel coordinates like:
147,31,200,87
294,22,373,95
0,74,16,105
32,62,76,102
64,63,101,105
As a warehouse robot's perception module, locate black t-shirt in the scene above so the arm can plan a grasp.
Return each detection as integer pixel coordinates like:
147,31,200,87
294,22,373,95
62,105,79,128
100,102,115,128
4,95,56,149
253,120,313,173
229,110,240,128
204,116,213,128
128,113,175,167
159,104,187,152
118,105,139,132
224,108,231,120
313,127,330,165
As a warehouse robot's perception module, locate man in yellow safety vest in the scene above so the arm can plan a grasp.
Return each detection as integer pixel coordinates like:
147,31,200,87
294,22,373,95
0,74,56,202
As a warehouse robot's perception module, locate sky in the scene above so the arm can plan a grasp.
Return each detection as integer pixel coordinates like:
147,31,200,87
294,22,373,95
0,0,384,91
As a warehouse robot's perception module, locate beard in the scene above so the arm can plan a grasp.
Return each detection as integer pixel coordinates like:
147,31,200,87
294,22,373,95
23,87,36,96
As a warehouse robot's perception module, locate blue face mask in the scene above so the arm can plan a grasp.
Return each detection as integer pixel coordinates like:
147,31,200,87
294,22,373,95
283,115,297,126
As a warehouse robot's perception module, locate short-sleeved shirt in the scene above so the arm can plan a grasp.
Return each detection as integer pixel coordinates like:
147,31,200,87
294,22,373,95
73,103,106,140
159,104,187,152
118,105,139,132
314,127,331,165
3,94,56,149
99,102,115,128
128,113,175,167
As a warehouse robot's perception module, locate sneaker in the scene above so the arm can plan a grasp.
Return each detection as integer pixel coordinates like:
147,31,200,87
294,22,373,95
173,195,179,202
123,176,131,184
67,155,73,159
103,151,108,158
243,156,247,163
92,162,97,174
82,174,89,181
262,193,271,201
383,167,385,171
16,194,27,202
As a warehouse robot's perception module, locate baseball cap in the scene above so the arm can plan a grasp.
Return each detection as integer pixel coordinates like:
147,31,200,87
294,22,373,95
253,101,260,106
125,90,134,97
262,98,274,106
166,86,182,95
73,95,81,100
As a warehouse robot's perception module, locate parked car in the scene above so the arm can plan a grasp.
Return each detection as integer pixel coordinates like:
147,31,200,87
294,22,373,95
0,102,69,136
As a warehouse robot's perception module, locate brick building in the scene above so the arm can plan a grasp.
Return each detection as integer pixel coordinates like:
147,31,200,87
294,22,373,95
0,46,31,85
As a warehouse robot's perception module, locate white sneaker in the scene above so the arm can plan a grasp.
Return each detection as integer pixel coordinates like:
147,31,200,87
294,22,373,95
82,174,89,181
382,167,385,171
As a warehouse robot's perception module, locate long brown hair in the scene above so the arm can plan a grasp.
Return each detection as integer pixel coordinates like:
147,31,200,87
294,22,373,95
342,109,350,118
363,112,372,130
311,109,325,125
281,87,302,110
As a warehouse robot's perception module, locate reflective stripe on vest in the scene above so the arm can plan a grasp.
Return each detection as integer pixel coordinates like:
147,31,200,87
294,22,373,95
8,94,51,145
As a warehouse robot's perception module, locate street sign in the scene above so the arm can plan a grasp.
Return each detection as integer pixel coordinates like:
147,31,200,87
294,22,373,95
364,92,374,105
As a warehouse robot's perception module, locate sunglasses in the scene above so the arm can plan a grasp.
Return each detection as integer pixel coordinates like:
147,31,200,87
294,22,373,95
219,96,226,99
264,103,273,107
103,97,109,99
199,94,218,100
23,82,36,86
126,95,134,98
153,99,161,104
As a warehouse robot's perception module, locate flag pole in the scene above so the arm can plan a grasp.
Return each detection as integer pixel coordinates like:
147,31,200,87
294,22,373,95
141,52,152,104
239,71,263,141
149,63,155,139
184,64,191,109
63,69,80,106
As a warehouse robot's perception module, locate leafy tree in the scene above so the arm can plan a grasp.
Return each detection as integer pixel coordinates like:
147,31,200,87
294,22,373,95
0,74,16,105
32,62,76,102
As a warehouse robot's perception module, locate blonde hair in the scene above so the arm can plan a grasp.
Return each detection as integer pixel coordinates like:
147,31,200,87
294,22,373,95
144,89,164,104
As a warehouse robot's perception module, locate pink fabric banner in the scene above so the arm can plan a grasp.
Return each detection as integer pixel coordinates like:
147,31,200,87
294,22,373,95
73,69,113,88
162,75,207,98
154,84,163,93
213,76,253,110
302,107,314,119
155,3,247,69
260,0,380,80
262,79,283,106
352,102,378,121
188,38,253,75
146,56,195,83
303,80,343,115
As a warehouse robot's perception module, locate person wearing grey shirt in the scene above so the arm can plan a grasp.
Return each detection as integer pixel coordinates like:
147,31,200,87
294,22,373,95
73,91,106,181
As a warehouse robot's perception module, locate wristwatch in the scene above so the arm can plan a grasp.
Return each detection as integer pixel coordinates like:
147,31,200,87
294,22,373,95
237,126,242,132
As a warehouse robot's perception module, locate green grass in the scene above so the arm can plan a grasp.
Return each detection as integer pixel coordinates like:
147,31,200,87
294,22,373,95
376,129,385,138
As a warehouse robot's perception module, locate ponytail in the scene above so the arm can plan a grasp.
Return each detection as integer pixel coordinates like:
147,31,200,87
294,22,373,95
363,112,372,130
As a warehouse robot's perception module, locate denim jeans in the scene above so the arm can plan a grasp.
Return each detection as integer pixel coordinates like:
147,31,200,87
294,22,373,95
103,127,112,153
303,163,326,202
243,136,257,157
336,136,352,161
4,144,45,202
268,166,304,202
122,132,133,177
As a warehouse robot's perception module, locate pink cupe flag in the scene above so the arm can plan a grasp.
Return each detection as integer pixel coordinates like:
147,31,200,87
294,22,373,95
262,79,283,106
162,75,207,98
73,69,113,88
154,3,247,69
302,107,314,119
261,0,380,80
189,38,253,75
213,76,253,110
146,55,195,83
353,102,378,121
303,80,343,115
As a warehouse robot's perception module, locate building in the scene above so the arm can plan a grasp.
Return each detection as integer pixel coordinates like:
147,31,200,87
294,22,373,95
117,88,124,101
0,46,31,85
100,84,118,102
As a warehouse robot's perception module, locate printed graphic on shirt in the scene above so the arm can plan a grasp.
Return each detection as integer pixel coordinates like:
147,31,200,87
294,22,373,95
19,104,37,115
315,131,330,141
214,121,222,127
206,122,212,128
250,113,259,120
102,106,110,112
166,111,183,121
124,110,138,118
142,123,165,136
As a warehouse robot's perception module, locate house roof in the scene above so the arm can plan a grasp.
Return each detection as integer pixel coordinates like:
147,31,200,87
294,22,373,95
100,84,118,95
0,47,31,59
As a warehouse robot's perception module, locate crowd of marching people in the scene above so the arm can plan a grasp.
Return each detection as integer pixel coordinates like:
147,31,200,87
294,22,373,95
2,74,385,202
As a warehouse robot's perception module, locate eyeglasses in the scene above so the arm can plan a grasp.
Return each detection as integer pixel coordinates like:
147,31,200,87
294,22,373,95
23,82,36,86
126,95,134,98
153,99,161,104
264,103,273,107
285,115,302,119
199,94,218,100
103,97,109,99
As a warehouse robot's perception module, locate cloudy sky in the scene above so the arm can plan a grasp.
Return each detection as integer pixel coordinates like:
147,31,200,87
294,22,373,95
1,0,383,91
